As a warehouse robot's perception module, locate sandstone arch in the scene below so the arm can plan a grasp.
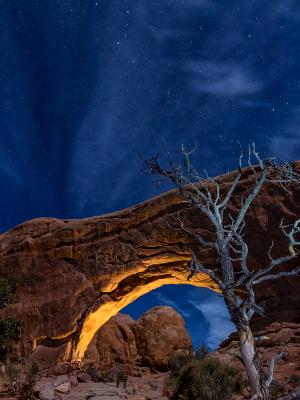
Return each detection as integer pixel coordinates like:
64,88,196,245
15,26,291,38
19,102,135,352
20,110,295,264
69,272,218,361
1,166,300,361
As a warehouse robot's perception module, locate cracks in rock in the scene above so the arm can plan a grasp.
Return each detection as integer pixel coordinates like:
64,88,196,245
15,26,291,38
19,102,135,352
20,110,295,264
3,203,187,256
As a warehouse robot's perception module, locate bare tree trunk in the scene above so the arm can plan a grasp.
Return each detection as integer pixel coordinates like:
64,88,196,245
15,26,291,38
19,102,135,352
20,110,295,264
239,326,268,399
142,145,300,399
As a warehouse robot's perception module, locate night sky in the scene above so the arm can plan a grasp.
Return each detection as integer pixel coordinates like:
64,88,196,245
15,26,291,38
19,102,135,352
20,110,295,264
1,0,300,350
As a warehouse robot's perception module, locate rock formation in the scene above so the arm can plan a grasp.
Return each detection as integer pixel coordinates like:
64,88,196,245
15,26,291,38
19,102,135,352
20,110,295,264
133,306,192,371
214,321,300,393
32,307,192,372
84,314,138,368
0,165,300,362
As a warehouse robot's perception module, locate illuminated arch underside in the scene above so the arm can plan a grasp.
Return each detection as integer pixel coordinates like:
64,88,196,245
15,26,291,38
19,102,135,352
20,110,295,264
68,257,219,361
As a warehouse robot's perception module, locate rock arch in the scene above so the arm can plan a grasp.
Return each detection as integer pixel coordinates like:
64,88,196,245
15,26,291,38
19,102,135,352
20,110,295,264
69,271,218,362
1,166,300,361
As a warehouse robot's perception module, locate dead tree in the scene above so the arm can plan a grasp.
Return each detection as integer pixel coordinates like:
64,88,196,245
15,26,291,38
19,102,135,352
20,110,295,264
142,143,300,400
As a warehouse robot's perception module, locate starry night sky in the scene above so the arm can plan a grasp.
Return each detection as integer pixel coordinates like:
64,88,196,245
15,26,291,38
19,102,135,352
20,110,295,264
1,0,300,350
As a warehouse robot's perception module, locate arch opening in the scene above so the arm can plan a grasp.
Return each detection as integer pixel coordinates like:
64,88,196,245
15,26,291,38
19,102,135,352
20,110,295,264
124,284,235,351
69,269,222,362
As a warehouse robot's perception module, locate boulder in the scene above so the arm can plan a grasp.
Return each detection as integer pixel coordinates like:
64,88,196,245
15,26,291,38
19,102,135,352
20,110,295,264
53,375,69,387
83,307,192,371
68,374,78,386
38,383,54,400
133,306,192,371
85,314,138,367
54,381,70,393
77,372,92,383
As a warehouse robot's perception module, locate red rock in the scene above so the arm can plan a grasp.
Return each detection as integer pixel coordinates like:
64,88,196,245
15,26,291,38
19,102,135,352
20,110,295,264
29,344,67,369
53,375,69,387
54,382,70,393
38,383,55,400
133,306,192,371
76,372,92,383
0,398,18,400
214,321,300,392
68,374,78,386
0,164,299,363
84,313,138,367
83,306,192,371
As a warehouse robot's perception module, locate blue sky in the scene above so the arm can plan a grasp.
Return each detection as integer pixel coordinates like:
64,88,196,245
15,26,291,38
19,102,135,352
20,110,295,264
1,0,300,349
123,285,235,350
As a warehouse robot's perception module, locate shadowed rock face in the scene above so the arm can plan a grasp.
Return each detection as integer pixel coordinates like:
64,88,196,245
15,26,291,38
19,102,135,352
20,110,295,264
84,313,138,368
0,165,300,361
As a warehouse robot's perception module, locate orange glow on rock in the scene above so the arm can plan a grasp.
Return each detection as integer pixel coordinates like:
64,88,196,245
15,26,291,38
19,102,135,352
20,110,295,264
69,271,219,362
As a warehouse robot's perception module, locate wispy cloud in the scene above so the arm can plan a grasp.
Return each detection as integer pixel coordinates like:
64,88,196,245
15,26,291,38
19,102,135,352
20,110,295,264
185,61,263,98
188,293,235,350
154,291,192,318
153,286,235,350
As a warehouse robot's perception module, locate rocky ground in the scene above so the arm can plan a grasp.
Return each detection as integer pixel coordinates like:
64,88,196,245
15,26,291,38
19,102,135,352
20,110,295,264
0,306,185,400
0,369,170,400
38,372,169,400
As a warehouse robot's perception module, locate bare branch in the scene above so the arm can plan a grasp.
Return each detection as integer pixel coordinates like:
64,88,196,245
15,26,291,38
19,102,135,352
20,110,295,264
173,212,216,248
248,218,300,285
163,143,174,169
251,254,297,284
230,167,268,238
267,241,274,262
280,218,300,255
253,267,300,285
180,143,197,177
218,172,242,210
142,143,300,400
245,284,256,320
237,141,243,172
189,252,225,290
252,142,264,169
266,352,287,388
241,300,265,318
247,144,258,176
268,161,300,185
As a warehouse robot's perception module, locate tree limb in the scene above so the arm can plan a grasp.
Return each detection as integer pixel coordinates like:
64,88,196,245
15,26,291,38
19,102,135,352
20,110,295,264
188,252,225,290
265,352,287,388
253,267,300,285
